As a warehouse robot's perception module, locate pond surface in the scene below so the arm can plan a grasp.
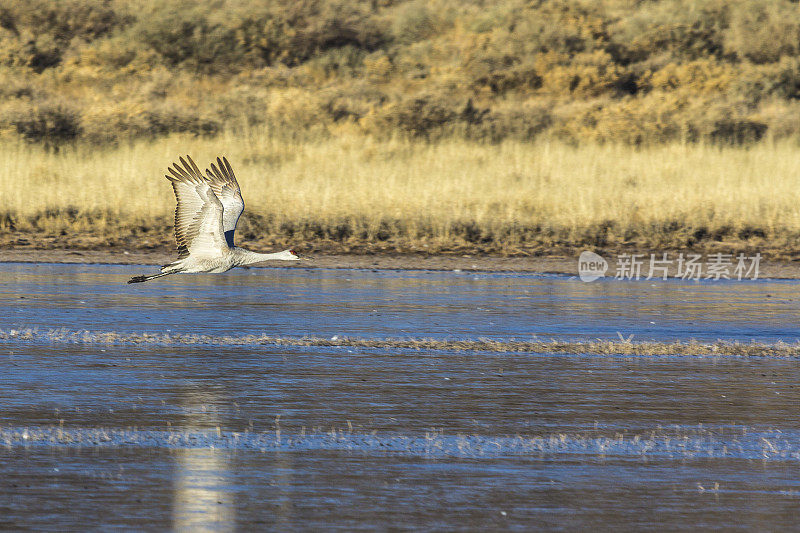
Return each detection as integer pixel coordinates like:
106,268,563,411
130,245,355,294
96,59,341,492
5,262,800,342
1,263,799,530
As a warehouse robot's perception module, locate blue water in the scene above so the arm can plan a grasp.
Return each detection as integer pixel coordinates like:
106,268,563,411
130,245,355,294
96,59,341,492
2,263,800,530
2,262,800,342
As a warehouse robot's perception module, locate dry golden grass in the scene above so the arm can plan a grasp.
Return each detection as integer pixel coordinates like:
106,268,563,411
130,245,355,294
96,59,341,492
2,129,800,255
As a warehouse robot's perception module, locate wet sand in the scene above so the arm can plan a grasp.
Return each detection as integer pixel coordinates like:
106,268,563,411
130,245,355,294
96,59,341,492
3,248,800,278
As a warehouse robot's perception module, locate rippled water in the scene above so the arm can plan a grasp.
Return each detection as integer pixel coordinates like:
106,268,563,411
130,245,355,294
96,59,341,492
5,262,800,341
1,263,799,530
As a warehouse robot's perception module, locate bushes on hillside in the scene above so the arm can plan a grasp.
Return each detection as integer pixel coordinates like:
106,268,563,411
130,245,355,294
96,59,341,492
2,0,800,145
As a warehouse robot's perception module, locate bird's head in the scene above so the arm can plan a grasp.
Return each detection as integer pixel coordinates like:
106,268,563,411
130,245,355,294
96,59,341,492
280,248,302,261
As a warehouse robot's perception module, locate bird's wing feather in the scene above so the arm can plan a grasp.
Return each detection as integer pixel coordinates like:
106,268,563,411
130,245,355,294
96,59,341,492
165,156,228,258
185,184,227,257
204,156,244,248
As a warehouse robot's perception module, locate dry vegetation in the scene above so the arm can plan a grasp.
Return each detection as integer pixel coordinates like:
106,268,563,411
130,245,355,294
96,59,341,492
3,133,800,256
3,0,800,255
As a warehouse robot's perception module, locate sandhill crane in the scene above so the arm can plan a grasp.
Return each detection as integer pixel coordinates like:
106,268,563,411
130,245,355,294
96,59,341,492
128,155,300,284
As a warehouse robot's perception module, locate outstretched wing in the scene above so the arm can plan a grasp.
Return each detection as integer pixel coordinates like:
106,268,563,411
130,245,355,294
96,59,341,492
164,155,228,258
204,156,244,248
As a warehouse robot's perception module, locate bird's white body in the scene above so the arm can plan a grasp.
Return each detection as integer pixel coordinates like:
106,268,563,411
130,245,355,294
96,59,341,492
170,248,298,274
128,156,300,284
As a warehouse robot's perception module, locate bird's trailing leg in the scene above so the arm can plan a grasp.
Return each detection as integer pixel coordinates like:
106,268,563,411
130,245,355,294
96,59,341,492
127,271,177,284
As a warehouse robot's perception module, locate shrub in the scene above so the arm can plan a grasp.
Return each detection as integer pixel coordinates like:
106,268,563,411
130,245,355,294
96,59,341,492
538,50,630,98
137,6,242,74
233,0,387,68
685,101,768,144
708,117,767,144
6,0,800,145
734,58,800,103
0,0,126,43
12,103,81,144
461,101,553,142
0,0,129,71
393,1,437,45
645,59,735,95
554,95,687,145
724,0,800,64
612,0,729,63
361,94,458,139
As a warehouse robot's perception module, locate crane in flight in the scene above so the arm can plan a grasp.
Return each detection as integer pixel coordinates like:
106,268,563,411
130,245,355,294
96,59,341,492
128,155,300,283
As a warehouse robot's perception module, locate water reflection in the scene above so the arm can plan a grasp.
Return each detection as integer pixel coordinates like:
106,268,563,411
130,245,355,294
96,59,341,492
172,390,234,532
171,392,296,530
273,451,293,529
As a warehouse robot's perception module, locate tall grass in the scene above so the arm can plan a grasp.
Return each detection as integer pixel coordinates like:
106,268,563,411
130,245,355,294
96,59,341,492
2,130,800,256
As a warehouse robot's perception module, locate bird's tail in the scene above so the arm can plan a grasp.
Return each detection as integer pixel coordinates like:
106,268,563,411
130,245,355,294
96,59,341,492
127,271,175,284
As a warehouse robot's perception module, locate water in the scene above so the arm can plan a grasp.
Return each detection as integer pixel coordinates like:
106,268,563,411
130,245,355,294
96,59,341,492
5,262,800,341
1,263,799,530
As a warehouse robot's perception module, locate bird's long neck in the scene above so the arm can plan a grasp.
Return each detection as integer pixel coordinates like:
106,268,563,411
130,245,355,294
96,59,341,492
234,248,289,266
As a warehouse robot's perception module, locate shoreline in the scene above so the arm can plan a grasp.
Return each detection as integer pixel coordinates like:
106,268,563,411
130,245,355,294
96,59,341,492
3,248,800,279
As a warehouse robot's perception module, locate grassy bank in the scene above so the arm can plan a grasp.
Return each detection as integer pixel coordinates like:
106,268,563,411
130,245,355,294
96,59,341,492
5,1,800,257
2,131,800,257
